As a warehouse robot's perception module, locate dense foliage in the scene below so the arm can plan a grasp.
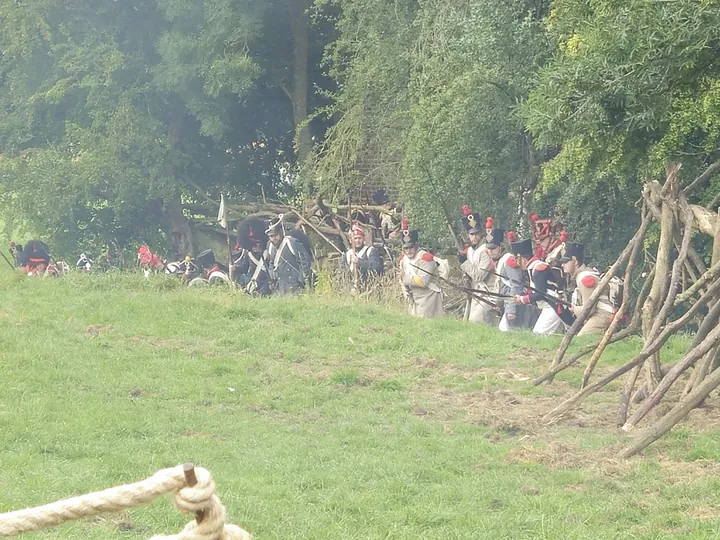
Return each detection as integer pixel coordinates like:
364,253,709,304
1,0,719,264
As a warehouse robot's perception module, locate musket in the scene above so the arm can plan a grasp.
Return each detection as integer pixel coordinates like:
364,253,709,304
421,164,472,318
0,249,15,270
410,263,503,312
484,266,573,308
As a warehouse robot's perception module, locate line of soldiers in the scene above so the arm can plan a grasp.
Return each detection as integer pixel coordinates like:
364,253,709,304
391,206,617,337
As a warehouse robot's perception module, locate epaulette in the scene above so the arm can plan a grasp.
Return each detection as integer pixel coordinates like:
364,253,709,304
581,274,598,288
421,252,435,262
507,256,519,269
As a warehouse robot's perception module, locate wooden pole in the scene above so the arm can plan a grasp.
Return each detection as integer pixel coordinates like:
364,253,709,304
622,324,720,431
543,277,720,424
621,354,720,458
581,208,651,388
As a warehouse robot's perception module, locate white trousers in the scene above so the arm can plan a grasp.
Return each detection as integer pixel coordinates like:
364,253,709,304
533,307,566,336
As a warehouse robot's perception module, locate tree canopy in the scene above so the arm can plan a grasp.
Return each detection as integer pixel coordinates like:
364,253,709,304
1,0,719,265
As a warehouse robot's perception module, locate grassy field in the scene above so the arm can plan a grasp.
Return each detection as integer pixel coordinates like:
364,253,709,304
2,269,720,539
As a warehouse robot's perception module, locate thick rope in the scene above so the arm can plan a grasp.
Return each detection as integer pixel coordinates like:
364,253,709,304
0,465,251,539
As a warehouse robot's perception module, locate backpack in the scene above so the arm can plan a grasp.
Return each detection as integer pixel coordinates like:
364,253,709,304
605,274,624,309
433,256,450,280
589,267,624,310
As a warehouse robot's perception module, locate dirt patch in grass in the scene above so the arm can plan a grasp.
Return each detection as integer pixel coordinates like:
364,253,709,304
127,335,214,356
363,326,397,335
684,402,720,431
656,456,720,484
290,361,334,381
688,506,720,521
506,441,622,470
413,356,501,380
506,347,550,363
86,324,113,336
90,512,147,534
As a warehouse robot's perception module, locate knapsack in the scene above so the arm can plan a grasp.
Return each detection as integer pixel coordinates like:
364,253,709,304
605,274,624,309
590,267,624,310
433,256,450,280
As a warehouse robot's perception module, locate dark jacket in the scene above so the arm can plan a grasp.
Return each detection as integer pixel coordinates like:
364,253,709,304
234,249,271,296
266,236,311,294
340,245,383,282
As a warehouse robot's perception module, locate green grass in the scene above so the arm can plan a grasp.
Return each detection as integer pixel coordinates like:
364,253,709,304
1,272,720,539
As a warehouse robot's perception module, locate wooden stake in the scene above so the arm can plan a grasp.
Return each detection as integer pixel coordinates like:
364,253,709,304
182,463,206,524
621,360,720,458
292,209,344,254
581,208,651,388
622,324,720,431
617,364,642,427
543,278,720,424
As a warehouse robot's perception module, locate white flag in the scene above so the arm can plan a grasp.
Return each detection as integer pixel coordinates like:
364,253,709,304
217,194,228,229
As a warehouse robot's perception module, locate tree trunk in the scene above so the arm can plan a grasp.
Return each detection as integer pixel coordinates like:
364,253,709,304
164,110,193,258
166,196,193,258
642,168,679,388
291,0,312,164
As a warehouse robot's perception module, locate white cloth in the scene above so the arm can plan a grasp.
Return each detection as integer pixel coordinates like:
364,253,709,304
499,314,510,332
533,307,566,336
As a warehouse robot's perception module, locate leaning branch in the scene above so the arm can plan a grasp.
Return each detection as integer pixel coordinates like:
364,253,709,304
683,158,720,195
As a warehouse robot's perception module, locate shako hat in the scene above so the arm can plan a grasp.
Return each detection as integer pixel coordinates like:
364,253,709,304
401,219,419,246
558,242,584,263
461,205,482,234
265,214,285,236
510,238,534,259
485,227,505,249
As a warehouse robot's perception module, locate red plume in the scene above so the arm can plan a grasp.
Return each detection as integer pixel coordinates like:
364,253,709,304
529,213,539,222
559,230,568,242
401,219,409,231
485,217,494,229
461,204,472,217
506,231,516,242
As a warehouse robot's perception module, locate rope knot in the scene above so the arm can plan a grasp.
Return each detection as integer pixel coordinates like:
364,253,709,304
173,467,216,516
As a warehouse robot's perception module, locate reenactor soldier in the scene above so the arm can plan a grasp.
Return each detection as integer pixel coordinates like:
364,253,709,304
398,220,444,318
489,230,534,331
235,217,271,296
234,248,270,296
340,221,384,288
511,237,568,335
458,208,497,325
373,190,403,240
265,215,312,295
559,242,613,335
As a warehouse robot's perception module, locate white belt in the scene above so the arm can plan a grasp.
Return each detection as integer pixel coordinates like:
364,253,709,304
596,302,615,313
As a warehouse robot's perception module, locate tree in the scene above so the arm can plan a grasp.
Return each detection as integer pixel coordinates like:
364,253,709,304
522,0,720,262
0,0,331,257
307,0,551,249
